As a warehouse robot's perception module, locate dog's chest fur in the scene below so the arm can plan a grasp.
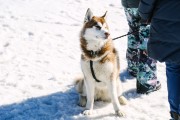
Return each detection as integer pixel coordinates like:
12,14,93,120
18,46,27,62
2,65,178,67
80,39,120,83
81,59,113,82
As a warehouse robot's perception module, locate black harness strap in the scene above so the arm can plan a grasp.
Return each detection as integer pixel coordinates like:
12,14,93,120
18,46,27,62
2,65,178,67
88,31,139,82
90,60,101,82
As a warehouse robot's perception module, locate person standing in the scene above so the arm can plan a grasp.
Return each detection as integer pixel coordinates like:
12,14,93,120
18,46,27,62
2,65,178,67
121,0,161,94
139,0,180,119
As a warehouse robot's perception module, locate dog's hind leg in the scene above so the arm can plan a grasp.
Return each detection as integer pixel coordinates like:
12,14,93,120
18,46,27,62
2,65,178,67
74,78,87,107
107,79,126,117
118,96,127,105
78,95,87,107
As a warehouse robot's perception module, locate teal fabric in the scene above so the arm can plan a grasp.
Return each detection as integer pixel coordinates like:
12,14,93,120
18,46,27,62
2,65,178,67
124,8,157,85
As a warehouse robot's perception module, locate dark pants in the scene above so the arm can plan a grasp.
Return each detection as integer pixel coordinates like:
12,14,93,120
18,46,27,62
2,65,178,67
166,62,180,114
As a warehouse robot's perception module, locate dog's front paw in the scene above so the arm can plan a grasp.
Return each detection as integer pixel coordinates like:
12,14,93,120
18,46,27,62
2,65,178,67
118,96,127,105
116,110,126,117
83,110,93,115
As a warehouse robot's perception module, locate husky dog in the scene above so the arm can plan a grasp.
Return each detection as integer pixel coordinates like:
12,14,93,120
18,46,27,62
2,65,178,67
75,8,127,117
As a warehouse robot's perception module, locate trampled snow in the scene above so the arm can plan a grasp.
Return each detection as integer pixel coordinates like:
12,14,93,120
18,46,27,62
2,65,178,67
0,0,169,120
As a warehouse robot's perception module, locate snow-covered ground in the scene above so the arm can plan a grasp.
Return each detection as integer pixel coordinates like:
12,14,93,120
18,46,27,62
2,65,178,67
0,0,169,120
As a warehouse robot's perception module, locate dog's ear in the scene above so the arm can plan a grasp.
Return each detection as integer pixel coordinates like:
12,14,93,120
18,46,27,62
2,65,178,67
84,8,93,23
102,11,107,19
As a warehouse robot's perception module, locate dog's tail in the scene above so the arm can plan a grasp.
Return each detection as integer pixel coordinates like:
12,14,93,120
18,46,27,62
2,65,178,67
74,75,84,94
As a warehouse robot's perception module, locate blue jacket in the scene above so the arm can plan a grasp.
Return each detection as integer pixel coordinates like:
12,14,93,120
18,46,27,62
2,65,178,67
139,0,180,64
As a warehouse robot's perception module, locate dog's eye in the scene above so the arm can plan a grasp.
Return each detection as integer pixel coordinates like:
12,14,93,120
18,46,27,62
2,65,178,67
95,25,101,30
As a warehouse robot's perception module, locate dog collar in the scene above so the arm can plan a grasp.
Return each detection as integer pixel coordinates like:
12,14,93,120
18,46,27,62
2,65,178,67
89,50,99,58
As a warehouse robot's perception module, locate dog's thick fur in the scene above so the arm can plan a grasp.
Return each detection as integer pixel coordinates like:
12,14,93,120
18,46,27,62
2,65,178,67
75,8,127,117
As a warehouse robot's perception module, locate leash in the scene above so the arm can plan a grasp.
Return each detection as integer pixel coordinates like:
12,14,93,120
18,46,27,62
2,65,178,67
112,30,138,40
90,30,138,82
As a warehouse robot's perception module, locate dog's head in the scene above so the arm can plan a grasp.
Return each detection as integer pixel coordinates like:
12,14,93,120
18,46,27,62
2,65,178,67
82,8,110,41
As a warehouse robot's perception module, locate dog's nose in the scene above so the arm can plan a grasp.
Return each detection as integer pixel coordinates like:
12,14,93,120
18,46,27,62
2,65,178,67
105,32,110,38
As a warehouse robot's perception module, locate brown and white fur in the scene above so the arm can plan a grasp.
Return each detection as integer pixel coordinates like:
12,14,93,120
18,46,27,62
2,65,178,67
75,8,127,117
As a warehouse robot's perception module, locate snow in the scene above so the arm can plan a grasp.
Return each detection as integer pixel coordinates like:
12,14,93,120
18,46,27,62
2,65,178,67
0,0,169,120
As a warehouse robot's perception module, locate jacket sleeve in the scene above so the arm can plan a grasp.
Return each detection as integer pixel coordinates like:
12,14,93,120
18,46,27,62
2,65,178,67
138,0,157,20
